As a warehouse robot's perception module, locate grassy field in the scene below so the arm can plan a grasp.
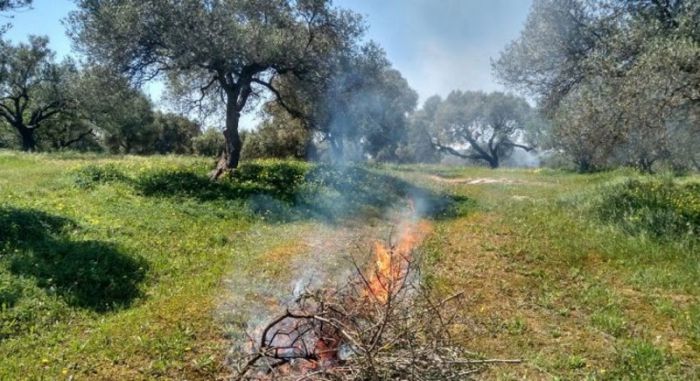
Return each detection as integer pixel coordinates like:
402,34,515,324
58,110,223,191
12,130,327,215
0,151,698,380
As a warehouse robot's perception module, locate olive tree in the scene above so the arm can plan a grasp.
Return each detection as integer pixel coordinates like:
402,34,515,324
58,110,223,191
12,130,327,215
262,42,417,162
395,96,442,164
549,81,625,172
431,91,534,169
69,0,364,178
69,66,156,154
242,103,315,160
0,36,75,151
152,112,201,155
494,0,700,171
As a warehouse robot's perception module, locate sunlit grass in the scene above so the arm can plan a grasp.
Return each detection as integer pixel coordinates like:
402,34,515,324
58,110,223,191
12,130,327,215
1,151,698,379
414,165,699,379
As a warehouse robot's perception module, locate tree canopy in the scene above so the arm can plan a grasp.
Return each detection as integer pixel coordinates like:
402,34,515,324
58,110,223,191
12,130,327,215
69,0,366,176
494,0,700,171
431,91,534,168
262,42,418,162
0,36,75,151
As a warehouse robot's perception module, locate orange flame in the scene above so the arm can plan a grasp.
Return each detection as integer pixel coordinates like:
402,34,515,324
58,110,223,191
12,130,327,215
365,221,431,303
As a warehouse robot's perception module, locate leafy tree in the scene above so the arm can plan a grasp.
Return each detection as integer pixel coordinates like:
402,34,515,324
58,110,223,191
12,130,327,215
396,95,441,163
549,82,625,172
266,42,417,162
0,36,75,151
358,67,418,162
492,0,607,113
0,120,16,147
35,66,201,154
193,128,225,157
69,0,365,177
494,0,700,172
70,66,156,154
665,104,700,172
37,67,103,151
100,94,155,154
432,91,534,168
37,113,99,151
152,112,200,155
242,103,314,160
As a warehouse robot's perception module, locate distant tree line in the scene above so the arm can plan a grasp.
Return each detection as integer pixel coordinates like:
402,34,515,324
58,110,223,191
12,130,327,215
3,0,695,174
62,0,541,171
0,35,203,154
0,25,539,168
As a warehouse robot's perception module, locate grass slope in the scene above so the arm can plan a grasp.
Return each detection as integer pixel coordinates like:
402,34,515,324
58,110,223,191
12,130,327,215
0,152,438,379
0,151,698,380
406,166,699,380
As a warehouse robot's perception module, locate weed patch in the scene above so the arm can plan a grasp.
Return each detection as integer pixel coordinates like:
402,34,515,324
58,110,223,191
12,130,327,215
72,163,128,188
594,179,700,240
610,340,668,380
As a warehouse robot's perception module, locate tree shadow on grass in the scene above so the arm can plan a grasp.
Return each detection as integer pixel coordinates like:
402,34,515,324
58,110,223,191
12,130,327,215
0,207,146,312
130,162,471,222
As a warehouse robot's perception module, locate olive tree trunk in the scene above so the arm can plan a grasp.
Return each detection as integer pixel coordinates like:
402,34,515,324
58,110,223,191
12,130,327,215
17,125,37,152
210,95,243,180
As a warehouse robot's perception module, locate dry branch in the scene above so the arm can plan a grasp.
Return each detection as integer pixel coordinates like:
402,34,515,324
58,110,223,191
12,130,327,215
233,235,521,380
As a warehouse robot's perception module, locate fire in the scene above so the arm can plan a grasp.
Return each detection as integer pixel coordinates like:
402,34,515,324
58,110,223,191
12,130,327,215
239,215,434,380
365,220,432,303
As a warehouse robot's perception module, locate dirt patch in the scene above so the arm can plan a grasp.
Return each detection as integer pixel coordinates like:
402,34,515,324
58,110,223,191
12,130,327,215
511,195,532,201
429,175,528,185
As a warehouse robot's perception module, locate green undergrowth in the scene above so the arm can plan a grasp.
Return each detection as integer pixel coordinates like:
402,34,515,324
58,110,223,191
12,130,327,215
2,151,697,380
415,166,699,380
0,152,461,379
592,178,700,240
72,159,458,222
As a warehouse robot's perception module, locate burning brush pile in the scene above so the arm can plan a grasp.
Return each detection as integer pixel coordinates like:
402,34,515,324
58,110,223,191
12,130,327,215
232,221,519,380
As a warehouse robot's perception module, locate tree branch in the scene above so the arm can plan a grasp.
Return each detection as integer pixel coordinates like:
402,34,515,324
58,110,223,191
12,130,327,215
503,142,534,152
432,139,482,161
61,129,95,148
251,77,306,120
28,100,65,127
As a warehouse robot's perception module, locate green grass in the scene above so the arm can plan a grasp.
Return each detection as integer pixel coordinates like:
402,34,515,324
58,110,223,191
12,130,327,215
1,153,256,378
0,151,455,379
593,178,700,239
0,151,698,379
410,166,699,379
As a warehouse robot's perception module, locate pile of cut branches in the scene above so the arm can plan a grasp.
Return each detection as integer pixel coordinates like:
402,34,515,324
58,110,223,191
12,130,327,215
232,250,520,380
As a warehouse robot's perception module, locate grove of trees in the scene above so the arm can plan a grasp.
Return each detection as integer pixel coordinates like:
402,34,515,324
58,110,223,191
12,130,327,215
0,0,696,174
494,0,700,172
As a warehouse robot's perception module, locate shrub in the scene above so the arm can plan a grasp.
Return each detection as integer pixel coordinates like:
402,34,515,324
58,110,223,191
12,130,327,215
595,179,700,239
73,164,128,188
192,128,225,157
234,160,310,200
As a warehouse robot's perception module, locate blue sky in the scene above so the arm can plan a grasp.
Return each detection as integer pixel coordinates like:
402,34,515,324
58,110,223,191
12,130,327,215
334,0,532,103
4,0,532,107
